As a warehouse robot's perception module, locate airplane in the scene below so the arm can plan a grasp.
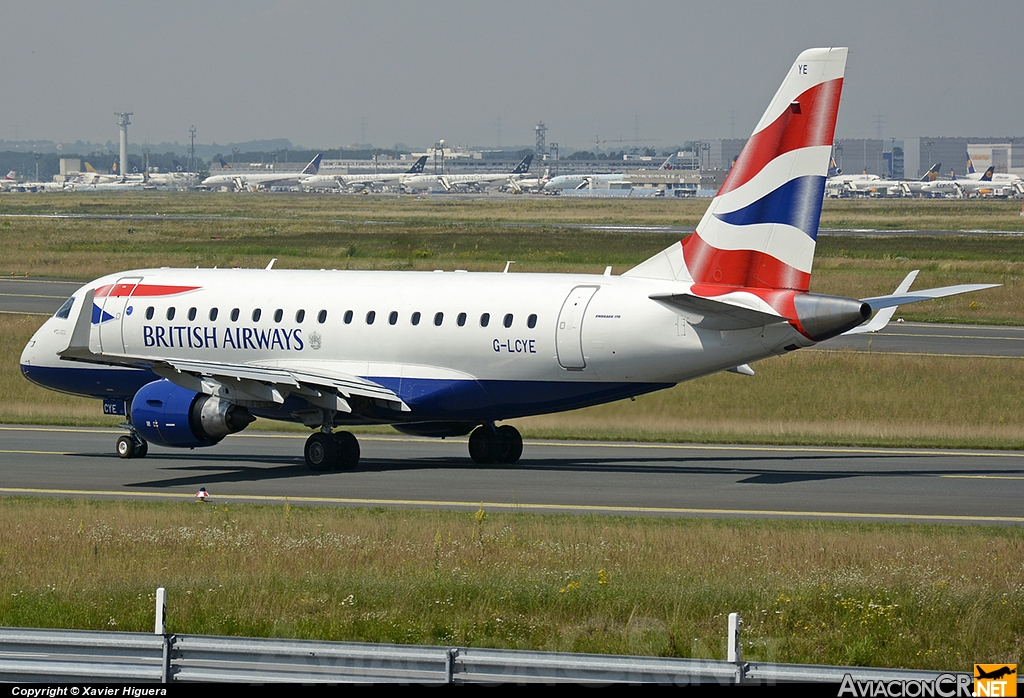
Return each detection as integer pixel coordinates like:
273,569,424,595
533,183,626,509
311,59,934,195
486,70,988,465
20,47,998,472
912,167,997,198
401,155,533,192
964,152,1023,195
506,167,551,194
1,169,69,192
300,156,429,192
542,154,676,192
201,154,323,191
895,164,944,196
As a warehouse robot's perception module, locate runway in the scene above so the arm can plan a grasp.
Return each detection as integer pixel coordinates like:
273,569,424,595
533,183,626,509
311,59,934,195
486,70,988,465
1,425,1021,524
3,277,1023,357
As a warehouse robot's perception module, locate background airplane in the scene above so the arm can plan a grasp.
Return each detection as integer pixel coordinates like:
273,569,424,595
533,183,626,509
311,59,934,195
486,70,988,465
202,154,323,191
301,155,428,192
401,155,533,192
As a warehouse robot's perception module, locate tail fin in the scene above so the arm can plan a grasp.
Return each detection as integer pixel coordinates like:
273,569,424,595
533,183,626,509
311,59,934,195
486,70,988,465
626,47,847,292
407,155,428,174
659,153,675,170
301,154,323,175
828,156,841,176
218,158,230,170
966,152,976,174
84,162,97,173
511,154,533,174
4,169,15,180
981,166,994,182
921,164,940,182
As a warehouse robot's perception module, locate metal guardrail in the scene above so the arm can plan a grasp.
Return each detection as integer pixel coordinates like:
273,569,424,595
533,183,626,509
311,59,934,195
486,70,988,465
0,626,969,684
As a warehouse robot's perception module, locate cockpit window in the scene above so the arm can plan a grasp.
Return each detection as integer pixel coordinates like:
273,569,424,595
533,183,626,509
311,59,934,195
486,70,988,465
55,296,75,319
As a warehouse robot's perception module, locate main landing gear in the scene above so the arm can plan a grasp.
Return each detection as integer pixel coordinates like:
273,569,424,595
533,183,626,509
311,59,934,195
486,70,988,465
116,431,148,459
304,430,361,472
468,425,523,464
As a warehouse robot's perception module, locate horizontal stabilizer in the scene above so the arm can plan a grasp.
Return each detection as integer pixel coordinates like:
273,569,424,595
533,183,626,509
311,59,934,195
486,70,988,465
650,292,788,330
844,270,918,335
862,283,1000,310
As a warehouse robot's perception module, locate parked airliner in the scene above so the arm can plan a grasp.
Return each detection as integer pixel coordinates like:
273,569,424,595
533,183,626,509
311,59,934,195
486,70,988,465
20,48,996,471
300,156,428,192
201,154,323,191
400,155,533,192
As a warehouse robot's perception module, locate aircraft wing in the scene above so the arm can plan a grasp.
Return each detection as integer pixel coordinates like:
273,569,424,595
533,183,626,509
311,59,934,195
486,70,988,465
650,292,790,330
57,288,410,413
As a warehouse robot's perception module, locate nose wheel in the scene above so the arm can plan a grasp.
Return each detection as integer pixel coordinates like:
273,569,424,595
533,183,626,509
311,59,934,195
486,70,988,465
304,431,360,472
468,425,523,464
116,433,148,459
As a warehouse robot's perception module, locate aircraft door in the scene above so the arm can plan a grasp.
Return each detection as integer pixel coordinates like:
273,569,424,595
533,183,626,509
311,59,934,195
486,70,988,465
555,285,599,370
98,277,142,354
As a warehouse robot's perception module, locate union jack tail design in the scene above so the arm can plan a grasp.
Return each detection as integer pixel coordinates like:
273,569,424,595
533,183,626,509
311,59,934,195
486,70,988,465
626,48,847,295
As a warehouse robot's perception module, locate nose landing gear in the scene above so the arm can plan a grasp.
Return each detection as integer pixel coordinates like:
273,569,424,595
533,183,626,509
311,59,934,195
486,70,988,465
116,431,148,459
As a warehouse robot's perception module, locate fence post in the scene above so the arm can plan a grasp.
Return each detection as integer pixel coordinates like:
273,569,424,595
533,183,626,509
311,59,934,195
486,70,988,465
446,648,458,683
728,612,747,683
155,588,166,635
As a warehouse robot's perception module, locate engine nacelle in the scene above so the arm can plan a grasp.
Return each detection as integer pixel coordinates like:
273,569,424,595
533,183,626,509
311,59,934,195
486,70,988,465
131,379,254,448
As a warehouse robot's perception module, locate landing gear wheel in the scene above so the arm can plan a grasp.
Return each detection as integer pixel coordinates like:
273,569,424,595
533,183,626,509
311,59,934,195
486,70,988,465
332,431,360,470
135,440,148,458
495,425,523,464
468,426,499,464
116,435,136,459
304,432,336,472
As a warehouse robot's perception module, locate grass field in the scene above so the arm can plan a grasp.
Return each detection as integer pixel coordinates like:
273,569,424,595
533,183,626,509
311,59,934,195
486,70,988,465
0,499,1019,669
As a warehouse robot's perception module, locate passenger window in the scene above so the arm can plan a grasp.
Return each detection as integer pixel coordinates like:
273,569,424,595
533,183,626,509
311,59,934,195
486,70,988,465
434,312,444,326
209,308,218,322
295,309,305,323
318,310,328,324
187,307,197,321
388,311,398,325
274,309,283,323
480,313,490,328
366,310,376,325
343,310,353,324
528,314,537,329
230,308,240,322
411,311,421,326
252,308,261,322
457,312,467,327
166,307,175,321
55,297,75,319
503,313,513,328
145,306,154,321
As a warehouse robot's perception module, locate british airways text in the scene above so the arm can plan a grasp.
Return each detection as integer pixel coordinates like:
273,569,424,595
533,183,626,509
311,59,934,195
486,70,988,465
142,325,305,351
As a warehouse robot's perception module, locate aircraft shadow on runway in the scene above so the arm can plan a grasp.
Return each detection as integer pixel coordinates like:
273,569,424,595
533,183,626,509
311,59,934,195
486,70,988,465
67,450,1024,490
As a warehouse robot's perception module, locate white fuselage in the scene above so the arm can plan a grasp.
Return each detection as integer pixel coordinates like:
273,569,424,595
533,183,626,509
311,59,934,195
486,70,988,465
21,268,810,425
202,170,308,191
543,173,626,191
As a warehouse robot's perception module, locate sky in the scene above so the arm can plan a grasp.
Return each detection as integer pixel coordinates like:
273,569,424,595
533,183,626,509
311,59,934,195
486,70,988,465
2,1,1022,153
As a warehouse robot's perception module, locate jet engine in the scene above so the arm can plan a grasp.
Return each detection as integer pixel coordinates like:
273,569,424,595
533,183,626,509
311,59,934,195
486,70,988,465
131,379,254,448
